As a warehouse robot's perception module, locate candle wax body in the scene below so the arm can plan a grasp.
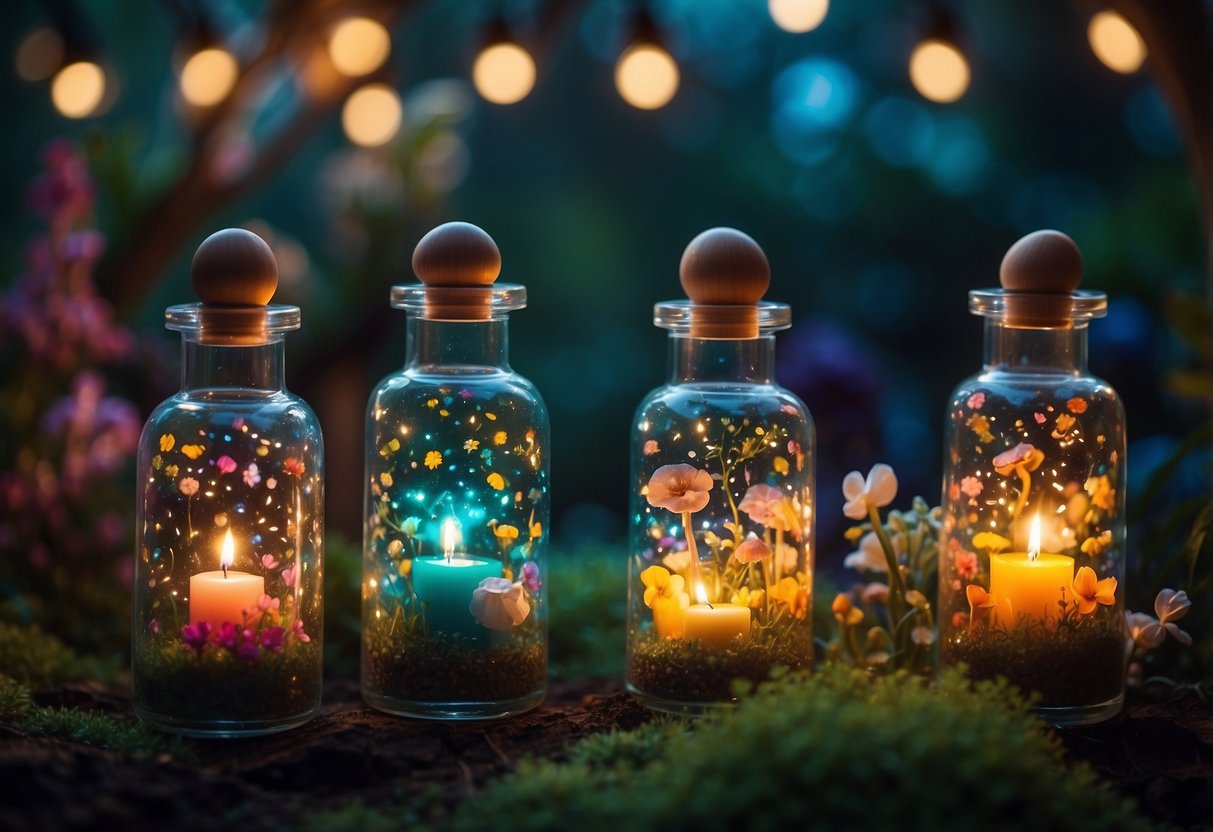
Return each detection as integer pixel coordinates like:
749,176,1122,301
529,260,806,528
683,603,751,649
189,570,265,625
412,554,501,638
990,552,1074,626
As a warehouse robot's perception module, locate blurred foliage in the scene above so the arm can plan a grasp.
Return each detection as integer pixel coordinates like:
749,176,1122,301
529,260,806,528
0,622,121,689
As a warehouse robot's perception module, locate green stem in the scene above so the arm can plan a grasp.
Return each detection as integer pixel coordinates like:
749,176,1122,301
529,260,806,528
869,504,907,633
682,511,703,593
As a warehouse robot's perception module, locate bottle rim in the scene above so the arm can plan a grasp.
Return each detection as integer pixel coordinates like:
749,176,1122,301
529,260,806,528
390,283,527,317
653,300,791,333
968,289,1107,321
165,303,301,333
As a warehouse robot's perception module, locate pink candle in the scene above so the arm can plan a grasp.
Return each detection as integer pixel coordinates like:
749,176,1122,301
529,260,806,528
189,530,264,625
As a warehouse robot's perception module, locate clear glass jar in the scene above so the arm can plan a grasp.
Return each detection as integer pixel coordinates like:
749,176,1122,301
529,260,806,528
132,302,324,737
361,237,549,720
627,289,815,714
938,286,1126,726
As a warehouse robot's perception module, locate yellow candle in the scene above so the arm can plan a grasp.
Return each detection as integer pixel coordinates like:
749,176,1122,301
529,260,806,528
989,516,1073,626
683,584,750,648
653,603,686,639
189,530,265,626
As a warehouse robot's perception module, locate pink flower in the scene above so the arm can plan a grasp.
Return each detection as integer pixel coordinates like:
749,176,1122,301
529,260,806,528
265,477,277,490
282,564,297,587
1155,588,1192,645
521,560,542,593
261,553,279,569
242,463,261,487
739,484,783,526
992,443,1044,476
842,464,898,520
179,477,199,496
216,455,237,474
256,594,280,614
181,621,211,653
643,439,660,456
291,619,311,643
470,577,531,631
862,582,889,605
646,464,713,513
950,539,978,580
733,536,771,564
214,622,241,650
232,417,245,429
967,392,986,410
960,476,983,498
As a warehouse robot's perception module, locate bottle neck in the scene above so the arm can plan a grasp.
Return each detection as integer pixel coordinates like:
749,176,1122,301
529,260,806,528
406,318,510,372
181,338,286,392
983,320,1088,375
669,334,775,384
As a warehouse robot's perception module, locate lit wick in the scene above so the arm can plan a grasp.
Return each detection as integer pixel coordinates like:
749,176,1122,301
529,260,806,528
695,582,714,610
441,518,459,564
220,528,235,579
1028,514,1042,563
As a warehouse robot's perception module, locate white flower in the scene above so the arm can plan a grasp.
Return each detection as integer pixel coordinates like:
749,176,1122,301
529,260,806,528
1124,611,1164,651
911,626,936,645
1155,588,1192,645
242,463,261,487
776,542,799,574
470,577,531,631
844,532,888,574
842,464,898,521
662,549,692,575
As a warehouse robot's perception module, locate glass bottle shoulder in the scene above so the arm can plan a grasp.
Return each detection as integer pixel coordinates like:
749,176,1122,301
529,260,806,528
141,390,322,448
634,380,813,430
947,368,1123,415
369,368,548,423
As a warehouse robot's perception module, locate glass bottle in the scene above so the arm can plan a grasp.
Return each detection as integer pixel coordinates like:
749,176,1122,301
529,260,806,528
133,229,325,737
627,228,816,714
361,222,549,720
938,230,1126,726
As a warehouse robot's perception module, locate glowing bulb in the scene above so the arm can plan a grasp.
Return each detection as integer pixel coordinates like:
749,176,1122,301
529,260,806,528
695,582,709,605
220,528,235,570
1087,11,1146,74
1028,515,1041,562
50,60,106,118
908,38,970,104
768,0,829,33
180,47,238,107
328,16,391,77
341,83,402,147
441,518,460,557
615,43,679,110
472,41,536,105
15,27,64,81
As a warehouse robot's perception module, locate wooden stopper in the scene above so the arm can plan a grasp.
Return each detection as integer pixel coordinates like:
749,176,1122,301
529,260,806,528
679,227,770,338
999,230,1083,327
412,222,502,320
190,228,278,345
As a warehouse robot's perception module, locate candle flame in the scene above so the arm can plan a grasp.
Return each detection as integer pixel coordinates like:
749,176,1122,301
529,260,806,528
441,518,459,559
695,582,710,606
1028,515,1041,562
220,529,235,570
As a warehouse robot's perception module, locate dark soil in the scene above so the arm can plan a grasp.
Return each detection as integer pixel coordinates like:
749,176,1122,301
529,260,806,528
3,679,1213,830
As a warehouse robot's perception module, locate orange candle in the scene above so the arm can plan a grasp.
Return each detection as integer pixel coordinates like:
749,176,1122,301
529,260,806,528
189,530,264,626
683,584,750,648
989,516,1073,626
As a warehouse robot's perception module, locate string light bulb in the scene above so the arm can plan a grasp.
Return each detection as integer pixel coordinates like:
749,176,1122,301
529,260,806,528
908,37,969,104
1087,10,1146,74
328,16,391,78
768,0,829,34
472,36,536,105
50,59,107,118
179,47,238,107
342,83,402,147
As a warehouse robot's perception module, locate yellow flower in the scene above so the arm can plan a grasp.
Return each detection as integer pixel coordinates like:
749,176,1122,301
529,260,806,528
1072,566,1117,616
830,592,862,626
159,434,175,452
843,526,865,543
1085,475,1115,512
730,587,766,609
771,577,809,621
966,413,994,443
1054,413,1076,435
380,438,401,457
181,444,205,460
495,524,520,549
487,472,506,490
493,431,508,446
464,439,480,452
966,584,1012,628
773,456,789,475
426,399,438,408
424,450,442,470
972,532,1011,552
398,559,412,577
151,455,162,470
164,464,179,478
1080,529,1113,557
380,472,393,487
640,565,687,610
529,522,543,539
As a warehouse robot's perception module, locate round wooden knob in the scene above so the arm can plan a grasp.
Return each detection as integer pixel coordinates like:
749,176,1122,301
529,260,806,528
412,222,501,320
191,228,278,307
999,230,1084,327
679,227,770,338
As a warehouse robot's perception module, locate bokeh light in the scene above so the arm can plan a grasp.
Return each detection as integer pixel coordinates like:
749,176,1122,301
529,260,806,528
908,39,970,104
771,57,859,166
1087,11,1146,74
615,43,679,110
50,61,106,118
180,48,238,107
472,42,536,105
328,16,392,78
15,27,64,82
768,0,829,34
341,83,402,147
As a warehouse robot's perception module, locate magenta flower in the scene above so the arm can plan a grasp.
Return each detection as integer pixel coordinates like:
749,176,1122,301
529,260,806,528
521,560,542,593
292,619,311,644
181,621,211,653
261,553,279,569
149,618,160,636
282,564,297,587
236,630,261,662
214,622,241,650
216,455,237,474
259,626,286,652
966,392,986,410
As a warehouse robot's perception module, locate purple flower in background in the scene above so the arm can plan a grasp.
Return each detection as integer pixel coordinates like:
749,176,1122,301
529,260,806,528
149,618,159,636
521,560,542,593
214,622,241,650
236,630,261,662
260,626,286,652
182,621,211,653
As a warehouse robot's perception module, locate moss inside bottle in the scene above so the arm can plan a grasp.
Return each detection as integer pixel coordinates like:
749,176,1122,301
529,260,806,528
361,222,549,720
627,228,816,714
937,230,1127,727
132,229,325,737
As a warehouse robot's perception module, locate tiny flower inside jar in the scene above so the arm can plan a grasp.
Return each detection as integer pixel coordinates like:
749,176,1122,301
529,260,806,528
645,464,713,513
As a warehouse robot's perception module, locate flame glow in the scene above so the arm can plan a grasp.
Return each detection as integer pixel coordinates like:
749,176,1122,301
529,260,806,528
220,529,235,570
695,582,709,605
441,518,459,558
1028,515,1041,562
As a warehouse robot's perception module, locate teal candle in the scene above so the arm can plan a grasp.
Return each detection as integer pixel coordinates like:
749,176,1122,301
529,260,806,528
412,554,500,638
